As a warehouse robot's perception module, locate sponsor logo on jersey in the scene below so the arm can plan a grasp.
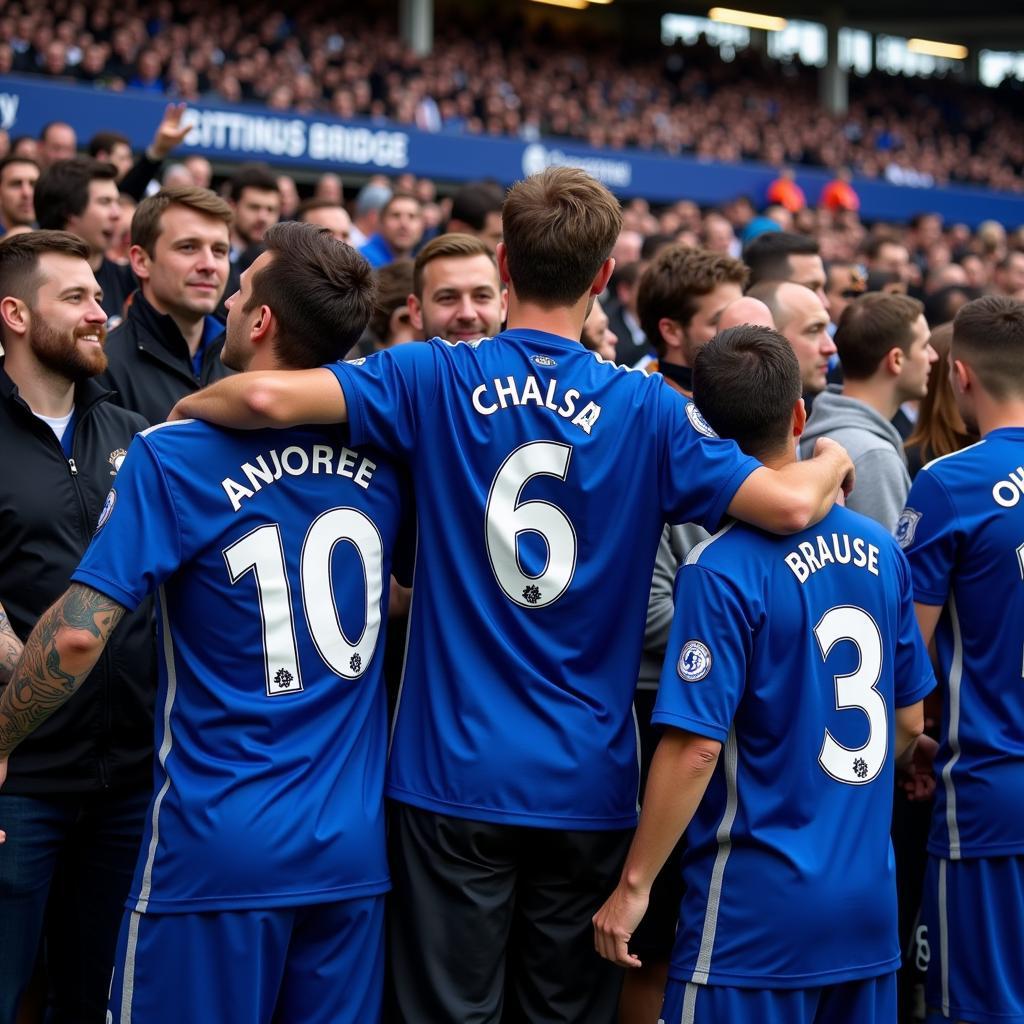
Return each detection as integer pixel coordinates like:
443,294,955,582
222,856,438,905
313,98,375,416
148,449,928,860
96,488,116,532
108,448,127,475
348,357,367,366
895,507,922,549
678,639,713,682
686,402,718,438
532,354,557,367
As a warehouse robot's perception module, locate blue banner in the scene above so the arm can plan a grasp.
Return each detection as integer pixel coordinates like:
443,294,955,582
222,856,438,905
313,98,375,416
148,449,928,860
3,74,1022,227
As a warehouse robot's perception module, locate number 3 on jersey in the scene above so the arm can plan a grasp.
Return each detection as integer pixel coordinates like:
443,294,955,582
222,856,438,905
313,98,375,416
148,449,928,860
223,508,384,696
815,604,888,785
485,441,578,609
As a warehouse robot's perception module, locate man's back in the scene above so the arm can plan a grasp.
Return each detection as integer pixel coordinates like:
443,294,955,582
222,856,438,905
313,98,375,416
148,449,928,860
329,330,761,829
654,505,933,987
900,431,1024,858
72,418,408,912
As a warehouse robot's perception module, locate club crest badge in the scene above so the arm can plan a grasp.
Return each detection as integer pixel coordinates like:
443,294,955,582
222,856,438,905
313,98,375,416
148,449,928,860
895,508,922,549
96,489,116,532
686,403,718,438
108,448,127,475
532,355,557,367
678,639,713,682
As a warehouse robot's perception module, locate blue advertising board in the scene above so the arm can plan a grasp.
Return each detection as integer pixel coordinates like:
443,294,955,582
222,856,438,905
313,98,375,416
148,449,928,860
2,74,1021,226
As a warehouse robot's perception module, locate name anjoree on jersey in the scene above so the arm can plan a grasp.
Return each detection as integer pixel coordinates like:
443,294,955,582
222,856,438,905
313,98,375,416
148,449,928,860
221,443,378,512
470,373,603,434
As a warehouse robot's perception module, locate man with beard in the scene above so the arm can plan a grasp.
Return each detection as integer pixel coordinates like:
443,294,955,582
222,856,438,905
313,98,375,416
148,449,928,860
0,156,39,236
0,230,155,1021
359,192,425,269
34,157,135,323
408,233,506,343
101,187,233,425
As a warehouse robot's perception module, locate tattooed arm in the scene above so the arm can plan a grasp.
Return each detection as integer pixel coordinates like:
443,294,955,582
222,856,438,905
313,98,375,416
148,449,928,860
0,600,23,687
0,584,126,799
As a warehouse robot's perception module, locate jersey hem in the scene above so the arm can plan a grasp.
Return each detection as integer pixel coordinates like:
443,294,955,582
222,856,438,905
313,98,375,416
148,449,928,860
896,673,937,708
669,953,900,989
702,459,760,535
325,363,368,449
69,568,142,613
127,877,391,914
385,787,639,830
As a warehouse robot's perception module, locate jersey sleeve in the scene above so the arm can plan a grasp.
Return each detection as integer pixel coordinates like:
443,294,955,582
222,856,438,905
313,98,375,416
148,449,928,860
659,396,761,532
652,563,752,743
325,344,441,458
71,434,183,610
892,547,937,707
897,468,959,606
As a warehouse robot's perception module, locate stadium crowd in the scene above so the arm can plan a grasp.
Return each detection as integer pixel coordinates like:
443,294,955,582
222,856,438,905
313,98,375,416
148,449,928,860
0,23,1022,1023
3,0,1024,191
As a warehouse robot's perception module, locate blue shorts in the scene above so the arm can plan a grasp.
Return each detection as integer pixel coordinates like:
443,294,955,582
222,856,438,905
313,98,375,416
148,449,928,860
107,896,383,1024
922,854,1024,1024
659,974,896,1024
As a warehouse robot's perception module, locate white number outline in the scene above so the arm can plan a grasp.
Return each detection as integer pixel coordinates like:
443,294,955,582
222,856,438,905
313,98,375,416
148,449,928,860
222,508,384,696
814,604,888,786
484,440,578,609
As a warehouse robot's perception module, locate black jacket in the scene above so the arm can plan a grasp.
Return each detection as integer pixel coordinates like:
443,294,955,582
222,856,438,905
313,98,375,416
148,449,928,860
0,366,156,794
100,292,233,426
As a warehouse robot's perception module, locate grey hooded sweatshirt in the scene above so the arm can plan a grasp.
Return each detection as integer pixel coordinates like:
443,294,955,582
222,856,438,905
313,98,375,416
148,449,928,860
799,386,910,531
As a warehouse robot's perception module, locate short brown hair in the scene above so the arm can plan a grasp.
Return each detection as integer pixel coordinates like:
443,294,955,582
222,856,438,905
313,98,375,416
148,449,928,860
0,229,89,307
637,245,748,357
501,167,621,307
952,295,1024,398
244,221,376,367
131,186,233,257
413,233,496,299
369,259,414,344
297,197,345,219
835,292,924,379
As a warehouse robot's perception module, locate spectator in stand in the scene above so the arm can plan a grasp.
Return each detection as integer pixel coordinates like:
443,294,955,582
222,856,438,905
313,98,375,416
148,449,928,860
409,233,506,343
991,251,1024,300
748,280,835,397
864,236,914,290
183,155,213,189
717,295,775,332
580,298,617,362
819,168,860,213
10,137,41,163
276,175,300,221
612,230,643,267
359,192,424,269
87,132,134,181
637,246,748,396
227,164,281,270
297,198,352,243
824,260,867,329
348,182,392,249
604,262,650,367
314,173,344,204
36,122,76,169
445,181,505,250
100,187,233,425
0,156,39,235
744,231,830,316
34,157,136,321
364,259,417,353
800,293,936,529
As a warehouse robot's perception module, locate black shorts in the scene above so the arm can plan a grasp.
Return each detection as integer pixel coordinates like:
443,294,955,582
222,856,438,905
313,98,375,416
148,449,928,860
385,802,632,1024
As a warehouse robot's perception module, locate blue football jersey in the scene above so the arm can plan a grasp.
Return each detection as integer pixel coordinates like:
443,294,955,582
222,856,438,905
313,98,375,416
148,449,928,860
72,419,408,913
327,330,761,829
654,506,934,988
898,430,1024,859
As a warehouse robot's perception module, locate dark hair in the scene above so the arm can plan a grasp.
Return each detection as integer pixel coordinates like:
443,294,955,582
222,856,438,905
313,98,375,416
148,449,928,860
0,229,90,307
448,181,504,231
0,155,40,177
501,167,621,308
369,259,414,344
743,231,819,287
693,325,802,460
227,163,280,202
924,285,981,329
413,233,496,298
131,186,233,256
380,190,422,217
297,197,346,219
39,121,74,143
244,221,375,367
834,292,924,380
87,131,131,158
863,235,908,262
34,157,118,230
640,232,675,261
638,245,748,357
952,295,1024,399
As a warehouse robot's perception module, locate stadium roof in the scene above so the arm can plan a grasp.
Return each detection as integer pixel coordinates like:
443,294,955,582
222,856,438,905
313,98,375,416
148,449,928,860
614,1,1024,48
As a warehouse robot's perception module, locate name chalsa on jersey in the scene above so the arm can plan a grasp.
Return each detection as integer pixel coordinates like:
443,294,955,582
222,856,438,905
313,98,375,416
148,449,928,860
221,444,377,512
471,374,602,434
784,532,881,584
